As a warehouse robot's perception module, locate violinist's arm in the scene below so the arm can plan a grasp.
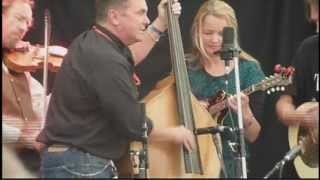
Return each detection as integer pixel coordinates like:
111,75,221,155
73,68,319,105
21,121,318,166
27,72,51,117
2,115,37,149
14,40,31,52
2,121,22,143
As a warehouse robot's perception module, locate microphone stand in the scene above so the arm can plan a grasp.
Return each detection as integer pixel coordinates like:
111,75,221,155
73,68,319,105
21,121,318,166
138,121,149,178
264,145,302,179
194,127,233,178
263,160,286,179
221,46,247,178
233,49,248,178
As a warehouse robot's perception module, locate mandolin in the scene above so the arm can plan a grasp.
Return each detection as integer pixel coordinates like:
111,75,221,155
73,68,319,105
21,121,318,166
207,65,295,125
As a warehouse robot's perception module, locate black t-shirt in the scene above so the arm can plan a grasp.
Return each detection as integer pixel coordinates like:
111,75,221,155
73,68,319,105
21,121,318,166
287,34,319,105
37,25,153,161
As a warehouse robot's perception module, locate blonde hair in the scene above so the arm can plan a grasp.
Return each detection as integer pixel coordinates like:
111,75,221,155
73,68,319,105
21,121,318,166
190,0,256,63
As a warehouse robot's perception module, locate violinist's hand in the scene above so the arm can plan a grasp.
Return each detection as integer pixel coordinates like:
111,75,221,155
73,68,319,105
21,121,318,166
18,121,43,151
153,0,181,32
14,40,31,52
34,142,46,152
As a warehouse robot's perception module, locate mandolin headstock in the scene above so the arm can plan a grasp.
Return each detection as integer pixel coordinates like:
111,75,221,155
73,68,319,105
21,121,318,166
258,64,295,94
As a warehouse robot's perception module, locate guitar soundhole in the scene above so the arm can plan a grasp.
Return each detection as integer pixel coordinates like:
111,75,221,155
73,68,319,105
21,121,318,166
298,128,319,168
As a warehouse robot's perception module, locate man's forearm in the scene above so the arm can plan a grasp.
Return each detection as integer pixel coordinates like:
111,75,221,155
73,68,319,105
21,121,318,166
130,18,166,65
276,95,299,126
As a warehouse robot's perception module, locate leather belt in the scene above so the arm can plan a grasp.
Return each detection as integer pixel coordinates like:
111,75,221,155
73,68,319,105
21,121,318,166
47,144,70,152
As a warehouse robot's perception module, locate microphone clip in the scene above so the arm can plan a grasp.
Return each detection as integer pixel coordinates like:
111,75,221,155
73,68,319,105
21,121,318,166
194,126,234,136
220,48,241,62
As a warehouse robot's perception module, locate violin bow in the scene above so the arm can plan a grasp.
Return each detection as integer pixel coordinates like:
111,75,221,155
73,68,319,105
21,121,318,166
42,9,51,128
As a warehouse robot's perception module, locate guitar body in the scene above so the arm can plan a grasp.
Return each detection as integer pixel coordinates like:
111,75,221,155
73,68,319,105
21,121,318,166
117,76,221,178
288,101,319,178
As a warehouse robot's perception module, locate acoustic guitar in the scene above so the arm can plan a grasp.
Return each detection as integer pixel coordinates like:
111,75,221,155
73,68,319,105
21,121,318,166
288,101,319,178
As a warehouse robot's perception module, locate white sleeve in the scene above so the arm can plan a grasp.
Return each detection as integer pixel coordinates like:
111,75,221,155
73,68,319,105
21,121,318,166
25,73,50,122
2,121,21,143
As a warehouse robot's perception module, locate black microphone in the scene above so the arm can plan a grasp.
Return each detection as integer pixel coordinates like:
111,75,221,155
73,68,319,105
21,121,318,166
194,126,232,135
283,145,302,162
220,27,235,64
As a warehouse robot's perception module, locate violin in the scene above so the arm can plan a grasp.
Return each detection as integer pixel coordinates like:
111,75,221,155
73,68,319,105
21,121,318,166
4,45,67,73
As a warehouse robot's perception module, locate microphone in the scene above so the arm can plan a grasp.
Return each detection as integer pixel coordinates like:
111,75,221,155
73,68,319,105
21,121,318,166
220,27,236,65
194,126,232,135
283,145,302,162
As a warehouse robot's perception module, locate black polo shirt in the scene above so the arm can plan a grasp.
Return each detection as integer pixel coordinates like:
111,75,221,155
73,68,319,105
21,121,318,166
37,25,153,161
286,34,319,105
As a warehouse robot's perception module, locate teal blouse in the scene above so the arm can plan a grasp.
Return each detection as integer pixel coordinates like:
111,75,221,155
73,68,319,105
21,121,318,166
187,58,265,177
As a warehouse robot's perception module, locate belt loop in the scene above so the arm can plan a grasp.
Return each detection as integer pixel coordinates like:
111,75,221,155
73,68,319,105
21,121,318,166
47,144,69,152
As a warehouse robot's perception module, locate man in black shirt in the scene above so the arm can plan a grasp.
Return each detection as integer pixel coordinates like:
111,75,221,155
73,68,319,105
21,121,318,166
37,0,196,178
276,0,319,178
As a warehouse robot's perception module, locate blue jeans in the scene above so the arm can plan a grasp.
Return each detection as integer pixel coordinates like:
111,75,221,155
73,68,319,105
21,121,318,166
40,146,118,178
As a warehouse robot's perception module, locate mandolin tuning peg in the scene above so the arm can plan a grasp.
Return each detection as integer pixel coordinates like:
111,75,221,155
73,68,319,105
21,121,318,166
271,88,276,92
274,64,282,73
267,90,271,95
281,87,285,91
276,87,280,91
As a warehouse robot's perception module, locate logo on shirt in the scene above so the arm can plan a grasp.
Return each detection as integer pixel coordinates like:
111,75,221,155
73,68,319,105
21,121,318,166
315,73,319,92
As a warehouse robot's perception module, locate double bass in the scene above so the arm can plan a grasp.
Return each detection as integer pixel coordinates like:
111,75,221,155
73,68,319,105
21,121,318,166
118,0,221,178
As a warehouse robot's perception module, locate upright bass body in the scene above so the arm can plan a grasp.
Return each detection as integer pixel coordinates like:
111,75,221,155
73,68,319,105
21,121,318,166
142,75,221,178
118,0,221,177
